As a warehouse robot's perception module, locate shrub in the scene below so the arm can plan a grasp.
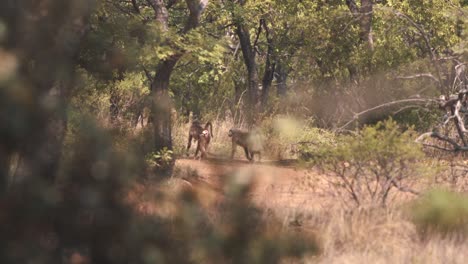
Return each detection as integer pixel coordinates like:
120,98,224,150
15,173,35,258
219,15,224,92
412,189,468,239
260,117,336,160
315,119,424,207
146,147,174,176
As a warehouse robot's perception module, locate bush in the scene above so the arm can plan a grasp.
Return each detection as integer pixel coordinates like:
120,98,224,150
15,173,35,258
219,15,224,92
315,119,424,207
260,117,336,160
146,147,174,172
412,189,468,239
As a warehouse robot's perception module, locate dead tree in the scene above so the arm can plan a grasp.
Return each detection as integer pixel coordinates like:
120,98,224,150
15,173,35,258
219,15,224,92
416,89,468,152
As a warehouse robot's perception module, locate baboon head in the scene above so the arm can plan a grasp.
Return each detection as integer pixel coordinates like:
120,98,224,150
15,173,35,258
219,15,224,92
201,130,210,137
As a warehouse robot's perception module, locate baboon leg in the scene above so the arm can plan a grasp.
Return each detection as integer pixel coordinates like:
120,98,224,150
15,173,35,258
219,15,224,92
250,152,260,162
194,143,200,159
243,147,252,161
205,122,213,138
200,146,206,160
186,135,193,155
249,152,255,163
231,142,236,159
203,143,209,159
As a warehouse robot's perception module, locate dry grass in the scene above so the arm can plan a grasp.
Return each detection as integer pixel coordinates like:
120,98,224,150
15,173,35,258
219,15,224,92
132,123,468,263
172,117,328,161
184,158,468,263
308,207,468,263
172,119,235,158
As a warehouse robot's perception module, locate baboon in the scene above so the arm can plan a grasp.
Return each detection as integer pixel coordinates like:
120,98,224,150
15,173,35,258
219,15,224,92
195,129,211,160
186,121,213,156
228,128,263,162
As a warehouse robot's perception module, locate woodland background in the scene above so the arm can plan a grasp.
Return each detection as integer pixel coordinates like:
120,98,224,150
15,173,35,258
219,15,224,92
0,0,468,263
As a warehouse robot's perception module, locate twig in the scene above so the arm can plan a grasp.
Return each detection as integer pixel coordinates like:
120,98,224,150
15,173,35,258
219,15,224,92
390,179,420,195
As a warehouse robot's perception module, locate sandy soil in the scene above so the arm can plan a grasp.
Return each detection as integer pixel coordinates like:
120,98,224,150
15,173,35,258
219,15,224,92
174,157,333,216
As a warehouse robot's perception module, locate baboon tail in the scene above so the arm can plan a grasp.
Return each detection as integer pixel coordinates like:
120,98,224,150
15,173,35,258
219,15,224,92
204,121,213,138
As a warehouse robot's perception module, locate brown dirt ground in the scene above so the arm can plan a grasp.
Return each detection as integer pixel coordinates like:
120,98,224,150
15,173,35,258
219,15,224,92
126,156,333,218
174,157,334,215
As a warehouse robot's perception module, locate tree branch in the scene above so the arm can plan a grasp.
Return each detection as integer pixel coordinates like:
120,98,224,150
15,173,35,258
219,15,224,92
146,0,169,30
167,0,179,9
397,73,440,84
131,0,141,14
336,98,438,131
390,179,420,195
184,0,209,32
345,0,358,14
252,18,263,53
416,132,468,152
383,7,445,93
143,66,154,83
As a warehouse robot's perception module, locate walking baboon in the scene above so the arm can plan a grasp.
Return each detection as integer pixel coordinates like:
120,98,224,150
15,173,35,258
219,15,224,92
186,121,213,156
228,128,263,162
195,130,211,160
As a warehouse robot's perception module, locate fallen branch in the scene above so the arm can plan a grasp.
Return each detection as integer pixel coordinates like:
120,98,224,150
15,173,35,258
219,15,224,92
392,105,428,115
390,179,420,196
416,132,468,152
290,141,319,146
397,73,440,84
420,143,456,152
336,98,437,131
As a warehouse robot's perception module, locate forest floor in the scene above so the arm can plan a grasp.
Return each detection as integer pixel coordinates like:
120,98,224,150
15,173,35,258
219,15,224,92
175,157,332,215
129,156,331,227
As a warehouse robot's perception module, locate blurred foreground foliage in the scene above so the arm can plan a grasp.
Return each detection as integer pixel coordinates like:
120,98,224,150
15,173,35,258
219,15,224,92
0,1,318,263
412,189,468,239
2,107,319,264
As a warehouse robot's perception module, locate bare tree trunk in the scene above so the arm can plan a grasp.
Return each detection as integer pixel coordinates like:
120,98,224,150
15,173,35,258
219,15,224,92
346,0,374,50
452,108,468,147
151,56,180,151
146,0,172,153
275,62,288,97
147,0,209,155
109,91,120,124
236,24,260,125
109,71,124,125
359,0,374,50
232,77,244,125
146,0,169,30
260,19,275,111
261,57,275,110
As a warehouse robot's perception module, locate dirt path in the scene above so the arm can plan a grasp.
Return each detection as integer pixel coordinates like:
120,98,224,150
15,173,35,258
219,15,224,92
175,157,332,216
